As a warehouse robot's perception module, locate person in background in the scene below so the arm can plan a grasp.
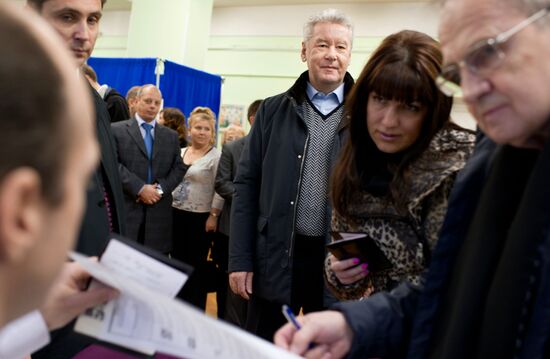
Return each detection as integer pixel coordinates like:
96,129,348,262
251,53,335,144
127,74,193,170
214,99,262,326
81,63,130,123
326,30,474,300
126,85,141,119
111,85,184,255
159,107,188,148
172,106,224,311
222,124,246,145
0,3,115,357
275,0,550,358
229,8,355,341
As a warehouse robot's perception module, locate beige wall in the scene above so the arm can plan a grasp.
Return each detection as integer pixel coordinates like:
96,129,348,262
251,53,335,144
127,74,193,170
10,0,475,130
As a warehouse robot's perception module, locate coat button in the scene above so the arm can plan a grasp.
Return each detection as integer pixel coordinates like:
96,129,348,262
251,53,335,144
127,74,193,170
290,201,294,205
298,155,302,159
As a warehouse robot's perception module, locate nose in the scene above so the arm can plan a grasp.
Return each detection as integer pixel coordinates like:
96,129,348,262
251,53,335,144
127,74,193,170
74,20,90,41
380,106,399,128
460,67,491,105
325,46,337,61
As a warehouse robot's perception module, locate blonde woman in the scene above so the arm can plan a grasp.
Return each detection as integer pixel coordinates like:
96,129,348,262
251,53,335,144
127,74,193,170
172,106,224,310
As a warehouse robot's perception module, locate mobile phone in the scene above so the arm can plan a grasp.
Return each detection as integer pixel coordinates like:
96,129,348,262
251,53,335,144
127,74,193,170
326,232,392,272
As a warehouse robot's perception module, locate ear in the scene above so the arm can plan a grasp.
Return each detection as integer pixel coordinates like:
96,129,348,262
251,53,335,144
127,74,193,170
0,168,44,264
301,42,307,62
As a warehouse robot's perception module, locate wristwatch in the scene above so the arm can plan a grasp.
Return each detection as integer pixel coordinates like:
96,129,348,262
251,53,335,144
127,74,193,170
209,212,218,217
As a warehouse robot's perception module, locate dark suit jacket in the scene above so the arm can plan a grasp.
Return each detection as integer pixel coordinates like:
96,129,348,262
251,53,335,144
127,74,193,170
76,87,126,255
215,136,247,236
111,118,184,252
33,86,127,359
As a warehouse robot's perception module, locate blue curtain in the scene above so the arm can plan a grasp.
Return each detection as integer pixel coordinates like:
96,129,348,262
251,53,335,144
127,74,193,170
87,57,157,99
162,60,222,119
87,57,222,119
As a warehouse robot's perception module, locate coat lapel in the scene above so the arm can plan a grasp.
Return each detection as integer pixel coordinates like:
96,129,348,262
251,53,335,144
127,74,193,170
128,118,148,158
152,125,163,160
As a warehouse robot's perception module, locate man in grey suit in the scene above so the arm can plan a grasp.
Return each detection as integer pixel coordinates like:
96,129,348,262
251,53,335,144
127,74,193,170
111,84,184,254
214,99,262,326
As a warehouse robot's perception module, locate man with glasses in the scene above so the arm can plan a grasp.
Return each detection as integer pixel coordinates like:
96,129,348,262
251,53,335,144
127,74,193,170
274,1,550,358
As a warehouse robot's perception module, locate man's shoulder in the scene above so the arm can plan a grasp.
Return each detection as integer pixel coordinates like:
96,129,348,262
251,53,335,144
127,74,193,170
111,119,133,134
225,136,247,150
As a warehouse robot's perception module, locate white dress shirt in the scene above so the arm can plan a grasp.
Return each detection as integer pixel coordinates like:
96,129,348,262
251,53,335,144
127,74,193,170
0,311,49,359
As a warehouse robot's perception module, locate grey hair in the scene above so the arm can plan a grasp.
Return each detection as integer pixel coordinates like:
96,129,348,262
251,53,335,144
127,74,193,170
303,8,354,46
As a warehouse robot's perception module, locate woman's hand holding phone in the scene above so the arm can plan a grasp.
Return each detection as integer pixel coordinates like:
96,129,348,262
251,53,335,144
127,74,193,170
329,254,369,285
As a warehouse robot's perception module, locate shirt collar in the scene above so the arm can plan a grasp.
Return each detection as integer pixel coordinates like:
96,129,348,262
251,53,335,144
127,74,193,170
306,82,345,104
135,113,157,128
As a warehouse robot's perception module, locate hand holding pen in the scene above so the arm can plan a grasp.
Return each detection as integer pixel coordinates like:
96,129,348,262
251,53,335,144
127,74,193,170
274,307,354,359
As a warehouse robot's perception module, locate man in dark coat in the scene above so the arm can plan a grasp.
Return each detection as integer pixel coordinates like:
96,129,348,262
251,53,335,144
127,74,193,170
111,84,184,254
228,9,354,340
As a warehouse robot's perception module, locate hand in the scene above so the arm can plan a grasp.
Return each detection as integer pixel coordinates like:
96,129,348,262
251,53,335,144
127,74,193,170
138,184,161,205
329,255,369,285
205,215,218,232
229,271,253,300
274,310,353,359
40,261,118,330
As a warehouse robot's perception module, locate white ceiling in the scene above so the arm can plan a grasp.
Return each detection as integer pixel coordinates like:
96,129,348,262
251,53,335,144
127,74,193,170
105,0,425,11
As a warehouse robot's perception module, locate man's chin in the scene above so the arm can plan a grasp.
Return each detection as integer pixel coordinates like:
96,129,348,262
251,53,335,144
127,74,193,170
72,51,89,66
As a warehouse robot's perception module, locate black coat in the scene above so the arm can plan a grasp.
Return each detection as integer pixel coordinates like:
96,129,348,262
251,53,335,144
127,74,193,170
215,136,247,236
228,71,354,304
104,87,130,123
75,87,126,255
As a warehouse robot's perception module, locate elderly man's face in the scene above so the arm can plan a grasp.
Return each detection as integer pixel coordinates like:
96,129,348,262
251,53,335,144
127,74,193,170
439,0,550,148
38,0,102,66
301,22,352,94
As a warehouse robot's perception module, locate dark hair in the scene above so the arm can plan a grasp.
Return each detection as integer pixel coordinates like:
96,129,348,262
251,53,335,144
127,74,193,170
27,0,107,10
331,30,453,219
247,99,263,122
162,107,187,144
0,5,69,205
81,63,97,82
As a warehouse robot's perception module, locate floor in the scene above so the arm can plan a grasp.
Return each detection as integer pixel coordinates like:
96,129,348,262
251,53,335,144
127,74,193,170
206,292,218,317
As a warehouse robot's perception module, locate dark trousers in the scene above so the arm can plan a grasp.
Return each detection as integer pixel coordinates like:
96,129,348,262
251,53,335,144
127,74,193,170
245,235,326,341
212,233,248,325
172,208,213,310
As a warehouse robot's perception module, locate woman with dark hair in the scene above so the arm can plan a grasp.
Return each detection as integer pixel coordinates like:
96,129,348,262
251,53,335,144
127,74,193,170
159,107,188,148
326,30,475,300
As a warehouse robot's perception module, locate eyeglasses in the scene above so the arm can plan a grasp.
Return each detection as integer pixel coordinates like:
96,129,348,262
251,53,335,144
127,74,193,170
436,6,550,97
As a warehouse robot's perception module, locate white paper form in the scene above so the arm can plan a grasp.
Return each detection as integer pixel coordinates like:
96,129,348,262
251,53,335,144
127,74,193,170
74,239,188,355
71,252,302,359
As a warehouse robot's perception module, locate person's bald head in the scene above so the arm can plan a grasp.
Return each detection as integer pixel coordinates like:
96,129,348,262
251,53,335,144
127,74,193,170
0,2,98,325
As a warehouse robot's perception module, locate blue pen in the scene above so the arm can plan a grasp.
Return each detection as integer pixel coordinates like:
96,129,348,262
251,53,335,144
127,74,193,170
282,304,302,329
282,305,315,349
